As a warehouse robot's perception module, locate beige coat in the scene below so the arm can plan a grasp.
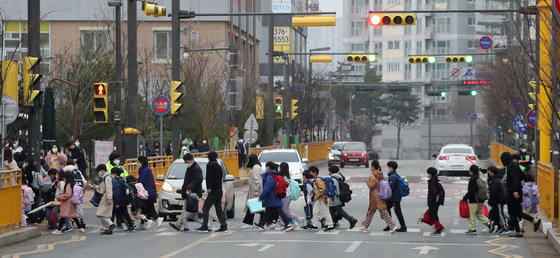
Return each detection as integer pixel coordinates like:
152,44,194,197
366,169,387,212
4,160,18,170
96,174,113,218
244,164,264,212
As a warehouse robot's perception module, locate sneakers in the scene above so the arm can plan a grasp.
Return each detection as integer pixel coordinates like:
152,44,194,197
282,225,294,232
52,230,62,235
304,224,318,231
240,224,253,230
125,225,135,231
349,219,358,229
77,228,86,234
534,218,542,232
499,229,511,235
297,217,306,228
389,226,398,233
215,227,229,233
182,228,190,232
488,221,495,233
382,226,390,231
465,229,477,235
254,223,265,231
196,226,210,233
324,227,335,232
431,227,445,235
396,227,407,232
61,225,73,233
268,223,277,230
360,227,369,233
169,223,181,232
101,224,116,235
145,220,153,229
156,217,164,228
332,222,340,229
320,218,326,228
509,232,523,237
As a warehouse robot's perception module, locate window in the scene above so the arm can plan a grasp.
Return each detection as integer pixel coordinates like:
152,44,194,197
388,40,400,50
373,0,382,10
404,64,412,79
388,41,394,50
3,22,51,73
435,63,449,79
387,63,400,72
405,26,412,35
404,41,412,56
417,41,422,54
433,40,450,55
388,0,401,5
373,27,382,36
467,40,477,49
154,31,172,60
416,64,423,79
467,17,476,26
405,0,412,10
81,30,109,52
351,0,367,15
351,21,365,37
434,0,448,10
351,43,366,52
433,17,451,33
416,18,422,33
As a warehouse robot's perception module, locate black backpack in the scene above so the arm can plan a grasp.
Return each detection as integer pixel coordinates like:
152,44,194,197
121,181,135,205
73,169,84,187
334,177,352,203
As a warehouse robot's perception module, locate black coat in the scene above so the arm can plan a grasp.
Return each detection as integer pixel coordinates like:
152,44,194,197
427,177,445,206
198,143,210,153
505,161,523,195
206,161,223,194
181,162,203,198
463,173,480,203
487,175,504,206
22,165,34,186
69,146,87,170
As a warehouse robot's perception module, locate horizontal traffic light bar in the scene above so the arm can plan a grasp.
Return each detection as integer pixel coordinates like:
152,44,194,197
406,55,473,63
368,13,416,26
367,8,534,14
408,56,436,64
346,54,377,63
269,52,378,56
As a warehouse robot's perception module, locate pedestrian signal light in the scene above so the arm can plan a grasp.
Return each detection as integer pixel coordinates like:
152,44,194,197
445,56,473,63
408,56,436,64
170,81,183,115
346,54,377,63
274,96,283,119
440,91,447,97
93,82,108,123
368,13,416,26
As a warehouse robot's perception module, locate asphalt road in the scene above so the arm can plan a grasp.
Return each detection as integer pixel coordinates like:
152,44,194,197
1,159,557,258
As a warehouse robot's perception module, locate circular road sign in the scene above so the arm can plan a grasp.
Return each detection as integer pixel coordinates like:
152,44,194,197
471,114,478,120
527,110,536,128
451,68,461,78
555,0,560,20
479,36,493,50
244,130,258,144
0,96,19,124
152,96,170,115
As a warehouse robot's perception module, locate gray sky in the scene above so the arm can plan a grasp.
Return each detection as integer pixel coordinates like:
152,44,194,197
319,0,343,17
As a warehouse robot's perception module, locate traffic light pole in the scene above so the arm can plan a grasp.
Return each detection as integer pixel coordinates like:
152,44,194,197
27,0,41,172
112,1,123,154
266,14,275,146
171,0,181,159
126,0,138,159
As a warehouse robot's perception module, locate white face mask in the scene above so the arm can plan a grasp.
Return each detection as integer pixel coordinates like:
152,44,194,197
202,140,207,144
113,146,117,151
75,142,80,147
52,147,58,153
186,163,192,168
520,148,527,153
114,159,120,165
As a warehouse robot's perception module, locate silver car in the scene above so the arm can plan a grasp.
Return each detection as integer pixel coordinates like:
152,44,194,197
157,158,236,220
258,149,307,184
327,142,346,167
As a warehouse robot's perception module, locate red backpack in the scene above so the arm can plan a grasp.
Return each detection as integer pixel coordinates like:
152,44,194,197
272,174,288,199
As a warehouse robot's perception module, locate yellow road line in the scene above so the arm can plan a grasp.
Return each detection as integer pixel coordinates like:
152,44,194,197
2,234,86,258
485,237,522,258
160,233,218,258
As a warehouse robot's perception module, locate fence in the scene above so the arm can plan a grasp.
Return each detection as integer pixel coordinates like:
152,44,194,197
489,141,516,166
0,170,22,232
537,162,555,220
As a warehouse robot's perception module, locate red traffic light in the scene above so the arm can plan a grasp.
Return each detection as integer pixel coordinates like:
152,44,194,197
94,83,107,96
369,14,381,26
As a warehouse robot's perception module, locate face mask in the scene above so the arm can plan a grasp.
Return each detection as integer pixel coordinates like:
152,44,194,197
186,163,192,168
203,140,207,144
75,142,80,147
13,141,18,147
190,141,193,145
520,148,527,153
114,159,120,165
52,147,58,153
113,146,117,151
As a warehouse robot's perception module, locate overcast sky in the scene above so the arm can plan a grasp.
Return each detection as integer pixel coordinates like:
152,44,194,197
319,0,343,17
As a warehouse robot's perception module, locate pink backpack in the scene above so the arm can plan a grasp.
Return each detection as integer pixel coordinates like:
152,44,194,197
71,184,84,205
135,182,149,200
378,179,392,200
21,185,35,207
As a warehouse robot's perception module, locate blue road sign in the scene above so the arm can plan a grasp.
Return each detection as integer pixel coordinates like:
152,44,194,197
479,36,493,50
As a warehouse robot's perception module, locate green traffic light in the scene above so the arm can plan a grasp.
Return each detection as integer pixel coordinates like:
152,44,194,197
470,90,477,96
440,91,447,97
428,56,436,64
368,55,376,62
465,56,473,63
275,104,282,111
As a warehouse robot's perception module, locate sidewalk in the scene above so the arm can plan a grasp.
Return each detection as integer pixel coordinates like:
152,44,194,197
0,227,40,248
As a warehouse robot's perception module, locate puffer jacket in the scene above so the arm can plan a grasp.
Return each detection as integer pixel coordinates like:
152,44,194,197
522,182,538,209
259,170,283,207
329,173,345,206
366,169,387,212
387,171,402,203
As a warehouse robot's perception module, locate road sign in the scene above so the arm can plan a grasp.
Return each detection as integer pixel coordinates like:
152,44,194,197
498,125,503,132
464,68,473,77
244,130,258,144
0,96,19,124
152,96,170,115
493,36,507,49
527,110,536,128
471,114,478,120
244,113,259,130
479,36,493,50
450,68,461,78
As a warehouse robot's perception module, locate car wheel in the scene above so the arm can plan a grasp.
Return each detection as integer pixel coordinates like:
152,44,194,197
227,196,235,219
161,215,168,221
365,163,369,168
340,163,344,168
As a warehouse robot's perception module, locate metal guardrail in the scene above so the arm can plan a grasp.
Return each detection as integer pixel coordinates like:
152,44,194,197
0,170,22,232
537,162,554,220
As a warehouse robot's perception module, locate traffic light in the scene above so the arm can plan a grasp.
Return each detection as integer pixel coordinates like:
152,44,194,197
292,16,336,27
274,96,283,119
368,13,416,26
458,90,477,96
528,104,535,110
445,56,473,63
22,56,42,106
290,99,298,120
142,2,166,17
408,56,436,64
427,91,446,97
93,82,108,123
170,80,183,115
346,54,377,63
528,92,536,101
1,61,18,102
310,55,333,63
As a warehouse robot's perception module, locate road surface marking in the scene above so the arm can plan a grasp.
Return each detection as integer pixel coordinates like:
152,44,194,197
205,239,495,247
160,233,217,258
263,231,285,234
2,235,86,258
423,232,445,237
485,237,522,258
257,244,274,252
344,241,362,252
369,231,391,236
316,230,340,235
412,245,439,255
450,229,465,234
155,232,180,236
407,228,421,233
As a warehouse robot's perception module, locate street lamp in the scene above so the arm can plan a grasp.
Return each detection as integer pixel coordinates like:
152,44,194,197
309,47,331,85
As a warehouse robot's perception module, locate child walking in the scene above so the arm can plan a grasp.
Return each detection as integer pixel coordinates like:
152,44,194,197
424,167,445,235
53,171,85,234
180,186,203,231
360,160,397,233
521,173,540,232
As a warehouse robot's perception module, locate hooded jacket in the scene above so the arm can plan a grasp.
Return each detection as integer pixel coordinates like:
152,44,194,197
138,165,157,197
259,170,283,207
427,177,445,207
329,173,345,206
501,152,523,195
387,171,402,203
463,173,480,203
366,169,387,211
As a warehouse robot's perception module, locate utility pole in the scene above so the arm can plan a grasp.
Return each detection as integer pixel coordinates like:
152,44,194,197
171,0,181,159
27,0,41,171
266,15,275,146
126,0,138,158
109,0,123,154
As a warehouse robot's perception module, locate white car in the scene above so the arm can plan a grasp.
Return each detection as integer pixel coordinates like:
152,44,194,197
434,144,479,176
258,149,307,184
157,158,236,220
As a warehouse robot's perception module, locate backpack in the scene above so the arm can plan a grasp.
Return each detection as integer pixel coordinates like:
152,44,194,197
321,177,337,198
71,184,84,205
390,174,410,197
33,167,52,192
378,179,392,200
476,177,488,202
73,169,85,187
123,182,135,205
288,178,301,201
334,177,352,203
499,180,508,203
134,182,149,200
21,185,35,206
272,174,289,199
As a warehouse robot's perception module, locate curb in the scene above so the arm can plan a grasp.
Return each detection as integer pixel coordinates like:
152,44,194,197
0,227,41,247
547,228,560,254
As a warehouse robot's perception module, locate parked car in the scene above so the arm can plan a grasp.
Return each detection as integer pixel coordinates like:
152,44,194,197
157,158,236,220
327,142,346,167
340,142,369,168
434,144,478,176
258,149,307,184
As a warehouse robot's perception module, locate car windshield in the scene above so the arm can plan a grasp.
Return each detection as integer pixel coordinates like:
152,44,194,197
442,148,473,154
259,152,300,163
166,161,208,179
344,143,365,151
332,143,344,150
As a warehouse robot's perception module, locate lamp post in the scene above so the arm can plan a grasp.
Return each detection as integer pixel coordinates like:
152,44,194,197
108,0,123,154
308,47,331,86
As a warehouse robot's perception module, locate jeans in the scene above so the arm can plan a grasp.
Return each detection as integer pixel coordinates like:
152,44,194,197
202,192,227,228
182,211,202,230
387,201,406,228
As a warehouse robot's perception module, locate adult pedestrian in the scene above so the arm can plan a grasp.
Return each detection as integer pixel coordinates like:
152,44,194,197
151,141,161,156
137,156,163,228
518,144,532,171
53,170,85,234
106,153,128,178
45,144,67,171
308,166,335,232
462,165,490,235
425,167,445,235
254,161,294,232
500,152,541,237
487,166,508,234
169,153,203,231
165,143,173,156
235,137,248,168
278,162,302,228
196,151,228,233
241,154,265,229
360,160,397,233
328,165,357,229
385,161,407,232
4,148,18,170
199,138,210,152
66,141,88,178
95,165,116,235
